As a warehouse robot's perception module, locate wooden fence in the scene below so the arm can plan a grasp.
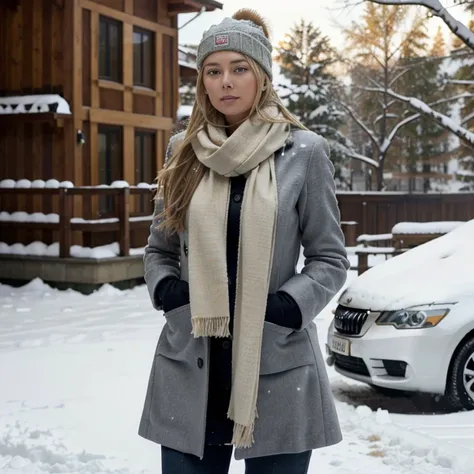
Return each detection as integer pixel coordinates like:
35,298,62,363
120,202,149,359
0,186,155,257
1,189,474,255
337,192,474,245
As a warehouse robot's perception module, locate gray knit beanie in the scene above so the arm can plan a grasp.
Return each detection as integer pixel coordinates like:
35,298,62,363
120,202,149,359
196,15,273,80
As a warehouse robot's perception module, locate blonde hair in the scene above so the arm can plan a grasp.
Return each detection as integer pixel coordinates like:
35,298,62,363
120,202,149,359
156,55,306,234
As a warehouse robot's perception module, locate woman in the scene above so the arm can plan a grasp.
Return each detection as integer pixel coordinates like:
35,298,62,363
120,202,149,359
139,8,350,474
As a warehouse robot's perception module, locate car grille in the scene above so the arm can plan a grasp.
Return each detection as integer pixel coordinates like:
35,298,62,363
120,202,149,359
334,305,369,336
333,353,370,376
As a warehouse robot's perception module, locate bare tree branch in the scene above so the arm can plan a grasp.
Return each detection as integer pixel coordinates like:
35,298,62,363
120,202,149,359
337,100,380,148
461,110,474,125
364,0,474,50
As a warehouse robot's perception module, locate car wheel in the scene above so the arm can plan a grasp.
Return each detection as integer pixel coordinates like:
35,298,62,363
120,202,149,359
446,337,474,411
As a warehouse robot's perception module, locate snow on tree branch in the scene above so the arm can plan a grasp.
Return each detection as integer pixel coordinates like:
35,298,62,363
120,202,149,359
383,113,421,152
363,87,474,145
364,0,474,50
342,149,380,168
445,79,474,86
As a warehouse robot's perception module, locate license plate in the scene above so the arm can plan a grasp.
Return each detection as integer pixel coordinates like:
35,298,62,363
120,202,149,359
331,335,351,356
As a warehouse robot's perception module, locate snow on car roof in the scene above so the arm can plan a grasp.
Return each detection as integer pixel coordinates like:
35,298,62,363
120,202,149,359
340,219,474,311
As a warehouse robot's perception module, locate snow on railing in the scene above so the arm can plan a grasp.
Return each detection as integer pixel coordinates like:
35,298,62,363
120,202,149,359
0,178,74,189
356,233,393,243
391,221,465,235
0,183,155,258
0,179,157,189
0,213,153,224
0,241,145,259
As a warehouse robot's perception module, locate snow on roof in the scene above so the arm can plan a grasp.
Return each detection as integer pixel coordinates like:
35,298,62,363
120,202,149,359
392,221,464,235
177,104,193,120
178,59,197,70
0,94,71,115
340,219,474,310
179,45,198,56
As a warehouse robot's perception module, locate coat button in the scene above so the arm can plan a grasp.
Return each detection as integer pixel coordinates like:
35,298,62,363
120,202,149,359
222,340,230,350
197,357,204,369
184,243,188,256
233,194,242,203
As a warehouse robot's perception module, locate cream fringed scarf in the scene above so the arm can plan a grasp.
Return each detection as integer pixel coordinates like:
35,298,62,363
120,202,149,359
188,109,290,448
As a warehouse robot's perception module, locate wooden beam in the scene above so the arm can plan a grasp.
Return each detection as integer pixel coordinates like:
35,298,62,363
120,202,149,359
173,34,179,122
80,0,177,37
98,79,125,91
73,1,83,192
81,107,90,121
156,130,164,172
133,87,157,97
89,108,174,130
124,0,133,15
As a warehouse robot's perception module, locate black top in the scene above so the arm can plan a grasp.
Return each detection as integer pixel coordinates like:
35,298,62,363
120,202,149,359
205,175,246,445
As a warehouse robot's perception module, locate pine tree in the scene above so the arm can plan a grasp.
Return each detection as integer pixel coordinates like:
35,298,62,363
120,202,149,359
431,26,446,57
452,18,474,189
393,53,453,192
343,3,432,190
275,20,350,188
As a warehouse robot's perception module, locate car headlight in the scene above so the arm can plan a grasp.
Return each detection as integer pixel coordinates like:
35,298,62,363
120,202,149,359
376,308,450,329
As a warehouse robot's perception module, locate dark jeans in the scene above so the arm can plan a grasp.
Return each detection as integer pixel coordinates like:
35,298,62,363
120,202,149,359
161,445,312,474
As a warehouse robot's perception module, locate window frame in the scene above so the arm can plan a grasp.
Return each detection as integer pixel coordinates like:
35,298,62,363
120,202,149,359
134,130,156,214
99,16,123,83
133,27,154,88
98,125,123,215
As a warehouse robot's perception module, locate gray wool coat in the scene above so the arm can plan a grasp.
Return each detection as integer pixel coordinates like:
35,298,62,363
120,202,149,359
138,129,350,460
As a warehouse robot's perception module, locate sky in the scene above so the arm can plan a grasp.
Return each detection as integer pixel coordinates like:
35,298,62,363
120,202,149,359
177,0,472,52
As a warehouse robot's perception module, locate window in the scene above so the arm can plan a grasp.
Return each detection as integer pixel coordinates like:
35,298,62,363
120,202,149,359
98,126,123,215
133,27,154,88
135,132,156,213
99,16,122,82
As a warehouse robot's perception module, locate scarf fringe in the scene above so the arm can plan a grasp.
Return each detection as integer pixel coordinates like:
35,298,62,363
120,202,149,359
191,316,231,338
231,421,255,449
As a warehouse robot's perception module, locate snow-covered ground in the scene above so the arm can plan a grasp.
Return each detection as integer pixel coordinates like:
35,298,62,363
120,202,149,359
1,252,474,473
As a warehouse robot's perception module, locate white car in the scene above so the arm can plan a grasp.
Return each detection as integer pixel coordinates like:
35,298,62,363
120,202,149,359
326,219,474,410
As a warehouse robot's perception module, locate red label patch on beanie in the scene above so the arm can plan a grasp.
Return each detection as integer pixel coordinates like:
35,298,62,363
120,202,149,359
215,34,229,46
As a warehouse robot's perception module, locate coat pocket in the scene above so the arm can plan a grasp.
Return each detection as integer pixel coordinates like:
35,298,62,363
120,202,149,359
158,304,193,359
259,321,315,375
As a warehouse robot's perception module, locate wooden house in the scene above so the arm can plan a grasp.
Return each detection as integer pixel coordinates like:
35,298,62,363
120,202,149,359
0,0,221,196
0,0,221,290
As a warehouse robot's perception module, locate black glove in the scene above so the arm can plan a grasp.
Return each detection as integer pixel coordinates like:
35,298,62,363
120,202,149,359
155,277,190,313
265,291,302,330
